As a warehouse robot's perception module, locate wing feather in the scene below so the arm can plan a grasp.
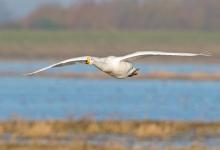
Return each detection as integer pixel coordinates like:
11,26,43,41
25,56,88,76
119,51,210,61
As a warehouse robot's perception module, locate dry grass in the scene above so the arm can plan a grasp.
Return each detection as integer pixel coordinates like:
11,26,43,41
0,143,215,150
0,119,220,149
1,119,220,139
0,143,126,150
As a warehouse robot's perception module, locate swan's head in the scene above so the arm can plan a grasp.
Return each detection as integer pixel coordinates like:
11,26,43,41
86,56,94,65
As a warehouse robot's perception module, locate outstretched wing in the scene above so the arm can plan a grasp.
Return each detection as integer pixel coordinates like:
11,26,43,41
25,56,88,76
118,51,210,62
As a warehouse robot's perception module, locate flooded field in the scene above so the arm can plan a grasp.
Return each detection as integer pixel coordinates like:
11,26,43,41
0,61,219,121
0,61,220,149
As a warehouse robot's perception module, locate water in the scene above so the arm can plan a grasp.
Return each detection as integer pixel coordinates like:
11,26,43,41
2,133,220,148
0,61,219,121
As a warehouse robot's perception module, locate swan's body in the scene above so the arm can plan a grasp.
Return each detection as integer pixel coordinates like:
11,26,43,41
25,51,209,79
91,56,137,78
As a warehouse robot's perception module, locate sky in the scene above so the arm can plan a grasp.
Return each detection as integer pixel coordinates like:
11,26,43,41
1,0,76,19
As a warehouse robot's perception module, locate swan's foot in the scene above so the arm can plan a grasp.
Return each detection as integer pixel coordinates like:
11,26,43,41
128,69,139,77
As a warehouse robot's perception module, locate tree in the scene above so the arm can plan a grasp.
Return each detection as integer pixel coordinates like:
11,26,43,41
19,0,220,31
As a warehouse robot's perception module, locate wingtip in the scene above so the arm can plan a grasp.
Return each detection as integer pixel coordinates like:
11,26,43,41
199,51,211,56
199,53,211,57
23,73,34,76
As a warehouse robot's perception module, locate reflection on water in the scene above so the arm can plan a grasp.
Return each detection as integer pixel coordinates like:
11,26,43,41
1,133,220,148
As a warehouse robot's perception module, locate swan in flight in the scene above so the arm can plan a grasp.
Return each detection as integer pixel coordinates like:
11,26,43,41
25,51,209,79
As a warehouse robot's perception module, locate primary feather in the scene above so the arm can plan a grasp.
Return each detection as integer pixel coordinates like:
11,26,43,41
25,56,87,76
119,51,210,61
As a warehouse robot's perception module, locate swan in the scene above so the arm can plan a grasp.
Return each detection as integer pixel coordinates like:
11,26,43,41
25,51,209,79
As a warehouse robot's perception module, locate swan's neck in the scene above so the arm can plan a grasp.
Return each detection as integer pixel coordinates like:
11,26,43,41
92,58,108,71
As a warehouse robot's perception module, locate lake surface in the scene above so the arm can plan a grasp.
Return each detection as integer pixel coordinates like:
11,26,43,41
0,61,220,121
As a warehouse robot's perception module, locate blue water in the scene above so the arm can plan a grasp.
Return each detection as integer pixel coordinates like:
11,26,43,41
0,61,220,121
0,77,219,121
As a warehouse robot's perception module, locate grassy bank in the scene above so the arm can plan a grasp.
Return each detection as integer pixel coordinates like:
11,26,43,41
0,30,219,63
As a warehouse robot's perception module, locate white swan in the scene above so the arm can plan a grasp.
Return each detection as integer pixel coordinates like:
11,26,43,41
25,51,209,79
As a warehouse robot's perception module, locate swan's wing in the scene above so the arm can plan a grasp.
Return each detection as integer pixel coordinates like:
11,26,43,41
25,56,88,76
118,51,210,62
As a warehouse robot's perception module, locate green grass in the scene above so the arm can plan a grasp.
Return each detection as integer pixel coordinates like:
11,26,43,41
0,30,219,60
1,30,220,44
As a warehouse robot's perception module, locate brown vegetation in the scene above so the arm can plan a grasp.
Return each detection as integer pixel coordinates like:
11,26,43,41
0,143,126,150
0,119,220,149
0,143,213,150
1,119,220,139
0,111,220,150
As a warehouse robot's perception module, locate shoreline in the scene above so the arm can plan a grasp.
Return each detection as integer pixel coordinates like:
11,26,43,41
1,119,220,139
1,71,220,81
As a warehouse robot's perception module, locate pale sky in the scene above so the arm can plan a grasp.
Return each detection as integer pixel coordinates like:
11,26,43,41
1,0,76,19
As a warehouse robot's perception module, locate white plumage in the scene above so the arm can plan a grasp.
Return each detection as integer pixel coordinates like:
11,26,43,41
25,51,209,79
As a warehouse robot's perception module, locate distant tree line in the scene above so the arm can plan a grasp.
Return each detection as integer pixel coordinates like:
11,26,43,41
13,0,220,30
